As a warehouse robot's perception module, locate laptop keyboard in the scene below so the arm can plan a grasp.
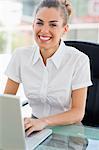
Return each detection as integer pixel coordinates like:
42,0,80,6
25,130,44,140
25,129,52,150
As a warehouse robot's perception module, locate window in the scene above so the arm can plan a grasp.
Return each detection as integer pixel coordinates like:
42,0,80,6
0,0,99,54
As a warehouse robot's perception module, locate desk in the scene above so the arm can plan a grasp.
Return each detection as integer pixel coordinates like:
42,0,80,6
36,124,99,150
22,105,99,150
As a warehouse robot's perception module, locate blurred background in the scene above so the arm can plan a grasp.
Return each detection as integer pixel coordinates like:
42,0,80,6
0,0,99,54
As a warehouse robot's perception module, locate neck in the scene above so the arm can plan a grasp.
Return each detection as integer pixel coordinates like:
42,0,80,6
40,44,60,65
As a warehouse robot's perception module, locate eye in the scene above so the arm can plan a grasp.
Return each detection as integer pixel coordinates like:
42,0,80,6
50,24,57,27
36,21,43,26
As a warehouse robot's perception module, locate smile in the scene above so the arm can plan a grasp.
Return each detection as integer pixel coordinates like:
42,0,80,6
39,35,52,41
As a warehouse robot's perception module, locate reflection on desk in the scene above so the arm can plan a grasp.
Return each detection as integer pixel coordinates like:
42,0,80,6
36,124,99,150
37,133,88,150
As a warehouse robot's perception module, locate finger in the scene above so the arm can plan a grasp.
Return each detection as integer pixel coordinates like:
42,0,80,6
24,117,28,121
25,123,32,130
24,118,30,125
26,127,35,136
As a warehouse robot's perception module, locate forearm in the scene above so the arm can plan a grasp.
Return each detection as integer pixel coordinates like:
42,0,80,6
41,88,87,127
42,108,84,127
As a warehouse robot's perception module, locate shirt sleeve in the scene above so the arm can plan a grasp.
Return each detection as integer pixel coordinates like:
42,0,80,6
72,54,92,90
5,49,22,83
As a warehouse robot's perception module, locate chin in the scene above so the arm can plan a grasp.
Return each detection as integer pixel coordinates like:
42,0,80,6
38,43,49,49
35,39,52,49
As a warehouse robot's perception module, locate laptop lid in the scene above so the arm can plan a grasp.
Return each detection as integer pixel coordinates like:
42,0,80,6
0,94,52,150
0,94,26,150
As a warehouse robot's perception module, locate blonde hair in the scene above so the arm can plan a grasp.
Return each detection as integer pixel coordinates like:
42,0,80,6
64,0,72,17
35,0,72,25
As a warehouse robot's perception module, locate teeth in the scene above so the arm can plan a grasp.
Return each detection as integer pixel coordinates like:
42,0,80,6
39,36,51,41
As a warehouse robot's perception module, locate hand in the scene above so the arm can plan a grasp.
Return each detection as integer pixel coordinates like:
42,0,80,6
24,117,48,136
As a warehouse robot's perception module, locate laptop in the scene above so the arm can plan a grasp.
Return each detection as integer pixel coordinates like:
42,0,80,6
0,94,52,150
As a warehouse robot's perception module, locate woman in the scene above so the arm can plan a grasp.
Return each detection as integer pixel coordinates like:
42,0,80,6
4,0,92,136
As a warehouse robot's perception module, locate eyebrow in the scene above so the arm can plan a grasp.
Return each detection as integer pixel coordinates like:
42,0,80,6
36,18,59,23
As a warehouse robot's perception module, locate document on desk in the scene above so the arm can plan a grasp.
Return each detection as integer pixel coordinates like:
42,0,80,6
86,139,99,150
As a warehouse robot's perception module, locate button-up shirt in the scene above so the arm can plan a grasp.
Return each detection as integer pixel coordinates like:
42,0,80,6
5,41,92,118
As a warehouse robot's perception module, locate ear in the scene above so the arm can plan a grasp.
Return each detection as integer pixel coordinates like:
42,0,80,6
64,24,69,33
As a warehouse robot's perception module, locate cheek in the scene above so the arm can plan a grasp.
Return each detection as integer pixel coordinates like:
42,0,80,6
53,27,64,36
55,31,63,39
33,25,39,33
33,27,37,34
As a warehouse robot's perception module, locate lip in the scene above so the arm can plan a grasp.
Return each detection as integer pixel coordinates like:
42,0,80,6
38,35,52,42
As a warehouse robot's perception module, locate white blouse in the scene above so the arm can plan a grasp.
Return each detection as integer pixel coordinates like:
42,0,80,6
5,41,92,118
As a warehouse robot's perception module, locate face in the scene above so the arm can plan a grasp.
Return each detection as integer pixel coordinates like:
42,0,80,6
33,7,68,51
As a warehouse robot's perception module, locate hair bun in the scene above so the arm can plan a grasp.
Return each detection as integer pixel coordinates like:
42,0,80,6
64,0,72,16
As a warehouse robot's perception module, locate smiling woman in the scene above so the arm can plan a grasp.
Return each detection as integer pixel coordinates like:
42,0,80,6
4,0,92,137
32,0,70,64
33,8,68,63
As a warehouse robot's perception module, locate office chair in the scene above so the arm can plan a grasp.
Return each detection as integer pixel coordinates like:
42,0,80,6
64,40,99,127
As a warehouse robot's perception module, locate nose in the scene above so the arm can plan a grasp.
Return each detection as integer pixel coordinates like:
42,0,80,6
41,24,49,34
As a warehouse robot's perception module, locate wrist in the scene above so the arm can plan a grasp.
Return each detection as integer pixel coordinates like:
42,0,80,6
41,118,51,127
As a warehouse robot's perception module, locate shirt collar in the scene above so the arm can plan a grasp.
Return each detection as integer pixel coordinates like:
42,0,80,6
32,43,41,65
32,41,66,69
51,41,66,69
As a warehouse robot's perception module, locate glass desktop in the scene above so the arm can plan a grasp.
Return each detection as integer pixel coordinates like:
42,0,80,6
36,124,99,150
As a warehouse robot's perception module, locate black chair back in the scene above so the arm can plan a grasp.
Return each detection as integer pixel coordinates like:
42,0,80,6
64,41,99,127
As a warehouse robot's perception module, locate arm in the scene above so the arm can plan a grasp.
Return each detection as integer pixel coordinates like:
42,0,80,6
24,87,87,136
43,87,87,126
4,78,19,95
